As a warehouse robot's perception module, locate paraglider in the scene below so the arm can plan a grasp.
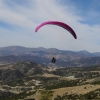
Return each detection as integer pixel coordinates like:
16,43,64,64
35,21,77,39
35,21,77,63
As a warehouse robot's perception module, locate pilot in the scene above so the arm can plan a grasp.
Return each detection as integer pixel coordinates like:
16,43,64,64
51,57,56,63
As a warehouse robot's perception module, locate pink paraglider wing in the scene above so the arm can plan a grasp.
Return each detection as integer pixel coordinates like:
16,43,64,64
35,21,77,39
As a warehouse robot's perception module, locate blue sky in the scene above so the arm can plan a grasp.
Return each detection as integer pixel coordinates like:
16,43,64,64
0,0,100,52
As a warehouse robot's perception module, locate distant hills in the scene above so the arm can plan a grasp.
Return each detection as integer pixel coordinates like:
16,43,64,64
0,46,100,67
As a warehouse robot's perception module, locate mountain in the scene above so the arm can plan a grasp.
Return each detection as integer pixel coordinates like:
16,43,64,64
0,46,100,67
77,50,95,57
93,52,100,56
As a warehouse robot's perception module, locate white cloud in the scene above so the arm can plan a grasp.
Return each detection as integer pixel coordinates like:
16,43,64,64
0,0,100,52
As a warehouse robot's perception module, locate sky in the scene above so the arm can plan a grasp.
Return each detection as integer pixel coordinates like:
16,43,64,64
0,0,100,52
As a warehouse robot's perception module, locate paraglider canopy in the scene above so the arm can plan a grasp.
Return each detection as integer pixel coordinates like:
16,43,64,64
35,21,77,39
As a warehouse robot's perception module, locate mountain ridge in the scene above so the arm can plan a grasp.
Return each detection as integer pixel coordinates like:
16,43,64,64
0,46,100,67
0,46,98,56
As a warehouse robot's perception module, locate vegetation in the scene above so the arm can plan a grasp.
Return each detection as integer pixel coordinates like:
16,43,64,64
3,91,36,100
39,90,53,100
45,79,80,90
54,88,100,100
5,79,24,87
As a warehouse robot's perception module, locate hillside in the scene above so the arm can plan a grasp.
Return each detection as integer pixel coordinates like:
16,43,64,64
0,62,100,99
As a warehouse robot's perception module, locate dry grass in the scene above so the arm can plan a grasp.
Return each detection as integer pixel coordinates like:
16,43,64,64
42,73,60,78
0,64,14,70
24,84,100,100
52,84,100,99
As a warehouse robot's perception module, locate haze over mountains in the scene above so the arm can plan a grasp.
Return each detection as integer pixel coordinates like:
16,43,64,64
0,46,100,67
